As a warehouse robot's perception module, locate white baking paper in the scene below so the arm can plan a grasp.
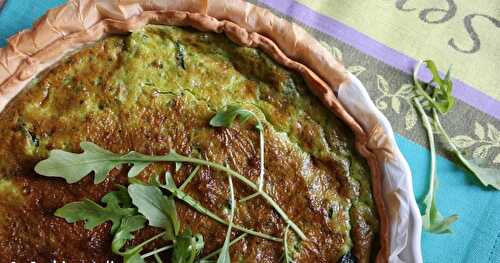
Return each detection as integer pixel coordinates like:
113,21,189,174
338,73,423,263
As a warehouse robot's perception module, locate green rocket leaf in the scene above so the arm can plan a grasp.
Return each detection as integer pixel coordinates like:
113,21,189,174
209,105,262,131
55,190,136,233
112,214,147,254
172,229,204,263
128,184,180,239
35,142,155,183
413,60,455,114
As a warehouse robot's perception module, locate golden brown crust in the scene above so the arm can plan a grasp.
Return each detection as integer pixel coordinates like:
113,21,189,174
0,0,389,262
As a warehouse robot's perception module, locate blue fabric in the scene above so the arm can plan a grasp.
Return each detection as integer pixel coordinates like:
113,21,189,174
0,1,499,262
397,135,500,263
0,0,66,47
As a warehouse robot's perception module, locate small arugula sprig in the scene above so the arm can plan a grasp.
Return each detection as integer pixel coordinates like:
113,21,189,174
172,229,204,263
57,184,204,263
54,170,263,262
413,60,500,233
128,184,180,239
413,60,455,114
34,142,156,184
152,172,281,242
431,109,500,189
413,98,458,233
413,60,500,190
35,146,305,240
210,105,266,202
55,185,136,233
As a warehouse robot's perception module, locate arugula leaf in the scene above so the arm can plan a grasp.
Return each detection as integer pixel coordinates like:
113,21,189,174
55,189,136,233
413,60,455,114
162,195,180,239
432,110,500,190
414,98,458,233
128,184,180,239
172,229,204,263
456,158,500,189
210,105,266,198
112,214,147,254
414,59,500,191
217,174,235,263
34,142,154,184
423,189,459,234
103,184,133,208
216,231,232,262
414,60,500,190
209,105,258,129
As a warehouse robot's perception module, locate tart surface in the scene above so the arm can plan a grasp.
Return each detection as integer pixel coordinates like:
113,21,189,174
0,26,378,262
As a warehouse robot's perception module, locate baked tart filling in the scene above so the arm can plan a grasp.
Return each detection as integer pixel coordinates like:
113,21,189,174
0,26,378,262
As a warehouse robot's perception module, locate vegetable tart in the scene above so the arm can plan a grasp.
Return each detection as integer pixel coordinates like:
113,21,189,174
0,0,418,262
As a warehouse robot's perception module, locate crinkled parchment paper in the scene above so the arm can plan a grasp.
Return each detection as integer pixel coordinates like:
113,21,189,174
339,74,423,263
0,0,422,262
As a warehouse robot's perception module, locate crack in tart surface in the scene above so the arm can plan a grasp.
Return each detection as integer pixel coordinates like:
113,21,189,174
0,25,379,262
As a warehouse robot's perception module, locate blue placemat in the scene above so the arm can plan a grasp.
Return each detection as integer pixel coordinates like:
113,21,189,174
0,0,65,47
397,135,500,263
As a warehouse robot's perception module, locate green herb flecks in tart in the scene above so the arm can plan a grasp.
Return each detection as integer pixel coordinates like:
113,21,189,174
0,26,378,262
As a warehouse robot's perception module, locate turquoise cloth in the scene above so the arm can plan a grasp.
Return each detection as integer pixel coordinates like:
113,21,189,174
397,135,500,263
0,0,66,47
1,1,499,262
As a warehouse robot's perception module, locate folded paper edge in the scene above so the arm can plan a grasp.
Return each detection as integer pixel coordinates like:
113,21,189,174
339,74,423,263
0,0,415,261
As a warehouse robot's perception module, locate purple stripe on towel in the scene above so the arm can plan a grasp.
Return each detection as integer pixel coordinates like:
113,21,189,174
257,0,500,120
